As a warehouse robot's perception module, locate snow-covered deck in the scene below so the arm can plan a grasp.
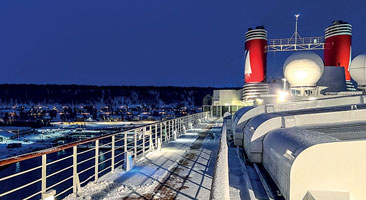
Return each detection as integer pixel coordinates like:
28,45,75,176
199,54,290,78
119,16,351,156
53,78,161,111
63,118,273,200
65,120,219,199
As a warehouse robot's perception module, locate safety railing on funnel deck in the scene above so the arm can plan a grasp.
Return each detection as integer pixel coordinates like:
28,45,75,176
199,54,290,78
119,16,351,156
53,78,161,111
266,36,325,52
267,36,325,46
0,112,209,200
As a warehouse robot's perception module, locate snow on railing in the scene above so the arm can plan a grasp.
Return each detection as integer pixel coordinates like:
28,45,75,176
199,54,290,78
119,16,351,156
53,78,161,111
210,116,230,200
0,112,209,200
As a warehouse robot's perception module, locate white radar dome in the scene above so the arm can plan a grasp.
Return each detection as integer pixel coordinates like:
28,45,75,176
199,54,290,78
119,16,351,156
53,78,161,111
283,52,324,87
350,54,366,86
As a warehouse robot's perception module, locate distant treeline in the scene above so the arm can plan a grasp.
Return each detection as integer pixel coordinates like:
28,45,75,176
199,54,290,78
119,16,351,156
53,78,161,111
0,84,239,107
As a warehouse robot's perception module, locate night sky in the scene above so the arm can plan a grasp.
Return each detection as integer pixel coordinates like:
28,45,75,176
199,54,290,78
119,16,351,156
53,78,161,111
0,0,365,87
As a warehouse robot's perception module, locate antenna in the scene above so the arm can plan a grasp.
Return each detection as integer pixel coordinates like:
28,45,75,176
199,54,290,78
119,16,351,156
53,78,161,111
295,14,300,37
290,14,301,50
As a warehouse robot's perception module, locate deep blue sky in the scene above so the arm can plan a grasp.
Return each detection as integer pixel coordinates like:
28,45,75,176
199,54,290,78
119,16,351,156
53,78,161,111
0,0,365,87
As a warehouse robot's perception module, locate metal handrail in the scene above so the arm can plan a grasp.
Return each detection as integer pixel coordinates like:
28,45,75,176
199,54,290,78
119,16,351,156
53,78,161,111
78,165,95,176
46,176,73,191
77,155,95,166
0,112,209,200
0,114,197,166
267,36,325,45
46,165,73,178
99,165,112,174
24,191,42,200
47,154,73,166
114,158,125,167
76,147,95,156
0,165,42,181
0,179,41,197
266,36,325,52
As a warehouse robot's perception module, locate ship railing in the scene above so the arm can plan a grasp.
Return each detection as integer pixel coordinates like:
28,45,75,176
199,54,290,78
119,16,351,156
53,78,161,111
266,36,325,52
0,112,209,200
267,36,325,45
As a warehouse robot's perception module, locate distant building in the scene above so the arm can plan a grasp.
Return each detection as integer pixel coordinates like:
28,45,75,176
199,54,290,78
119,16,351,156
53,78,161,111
107,115,123,122
206,89,243,116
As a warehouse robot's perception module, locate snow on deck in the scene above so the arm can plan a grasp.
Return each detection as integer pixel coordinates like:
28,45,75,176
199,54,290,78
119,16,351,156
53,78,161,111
66,120,223,200
64,119,266,200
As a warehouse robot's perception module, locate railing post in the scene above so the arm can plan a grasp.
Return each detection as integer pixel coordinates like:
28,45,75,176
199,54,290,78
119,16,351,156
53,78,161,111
172,119,175,137
183,116,185,128
168,120,170,138
169,120,172,140
149,125,153,151
73,146,77,193
170,120,172,139
180,118,182,133
95,139,99,182
124,132,128,153
173,119,176,135
155,124,158,148
134,129,137,158
176,119,179,135
180,118,182,134
177,118,180,135
185,116,188,128
160,122,163,143
143,127,146,156
164,121,167,142
173,119,177,140
111,135,115,172
41,154,46,196
176,119,178,135
176,119,178,133
73,146,81,194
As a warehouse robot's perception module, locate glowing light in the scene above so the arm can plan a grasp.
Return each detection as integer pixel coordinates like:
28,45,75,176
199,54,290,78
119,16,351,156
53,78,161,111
277,91,288,103
294,70,308,80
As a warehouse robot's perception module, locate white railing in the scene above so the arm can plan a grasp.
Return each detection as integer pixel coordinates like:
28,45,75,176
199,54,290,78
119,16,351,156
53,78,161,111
0,112,209,200
266,36,325,52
